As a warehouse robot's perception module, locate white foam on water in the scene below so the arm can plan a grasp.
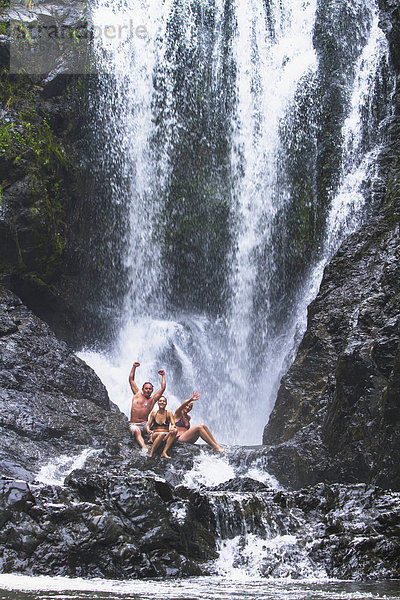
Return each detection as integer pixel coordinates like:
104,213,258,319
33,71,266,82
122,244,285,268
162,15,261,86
0,573,399,599
180,450,281,490
245,466,281,489
35,448,98,486
182,452,235,488
215,533,328,580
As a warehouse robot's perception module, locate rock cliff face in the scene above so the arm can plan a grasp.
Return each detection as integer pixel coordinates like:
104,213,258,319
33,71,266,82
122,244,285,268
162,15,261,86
0,285,130,480
263,0,400,491
263,202,400,489
0,1,102,347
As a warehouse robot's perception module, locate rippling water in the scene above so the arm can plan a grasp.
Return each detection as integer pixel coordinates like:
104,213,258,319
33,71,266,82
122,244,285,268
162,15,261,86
1,575,400,600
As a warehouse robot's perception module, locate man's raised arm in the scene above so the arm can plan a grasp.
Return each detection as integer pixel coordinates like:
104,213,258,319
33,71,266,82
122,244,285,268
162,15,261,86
150,369,166,407
129,361,141,394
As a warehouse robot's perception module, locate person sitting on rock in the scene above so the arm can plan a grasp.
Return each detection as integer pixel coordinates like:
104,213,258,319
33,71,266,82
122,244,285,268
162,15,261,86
174,391,223,452
128,361,166,453
146,396,177,459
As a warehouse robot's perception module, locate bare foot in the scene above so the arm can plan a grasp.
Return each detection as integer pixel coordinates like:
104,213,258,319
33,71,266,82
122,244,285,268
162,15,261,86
141,445,149,455
161,452,171,459
215,446,224,452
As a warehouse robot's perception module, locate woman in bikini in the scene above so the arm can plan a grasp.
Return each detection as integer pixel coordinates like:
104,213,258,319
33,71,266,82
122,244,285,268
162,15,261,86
146,396,177,459
174,391,223,452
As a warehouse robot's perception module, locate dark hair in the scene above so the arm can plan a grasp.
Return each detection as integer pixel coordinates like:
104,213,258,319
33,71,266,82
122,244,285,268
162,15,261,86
142,382,153,389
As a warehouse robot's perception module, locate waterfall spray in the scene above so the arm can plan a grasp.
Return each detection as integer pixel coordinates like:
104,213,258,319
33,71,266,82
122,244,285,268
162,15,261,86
80,0,393,445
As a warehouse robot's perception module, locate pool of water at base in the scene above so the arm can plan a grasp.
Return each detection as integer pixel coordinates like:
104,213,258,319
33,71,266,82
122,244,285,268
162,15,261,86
1,575,400,600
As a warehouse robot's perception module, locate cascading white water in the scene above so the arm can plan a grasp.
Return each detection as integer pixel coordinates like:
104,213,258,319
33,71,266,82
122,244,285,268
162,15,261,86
89,0,170,316
325,11,392,252
218,0,317,439
80,0,393,446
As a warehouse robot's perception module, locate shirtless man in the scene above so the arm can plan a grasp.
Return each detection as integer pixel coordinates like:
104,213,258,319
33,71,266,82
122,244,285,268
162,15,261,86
128,361,166,452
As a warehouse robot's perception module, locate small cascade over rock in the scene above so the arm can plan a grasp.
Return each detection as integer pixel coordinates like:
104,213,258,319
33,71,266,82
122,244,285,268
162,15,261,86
1,445,400,580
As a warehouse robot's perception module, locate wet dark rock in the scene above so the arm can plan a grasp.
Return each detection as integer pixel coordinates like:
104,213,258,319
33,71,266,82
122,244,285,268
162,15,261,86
0,286,220,577
0,285,131,479
41,70,73,100
294,484,400,580
378,0,400,71
0,470,217,578
1,466,400,579
201,481,400,580
263,206,400,490
0,285,399,579
263,1,400,492
210,477,270,493
0,1,95,347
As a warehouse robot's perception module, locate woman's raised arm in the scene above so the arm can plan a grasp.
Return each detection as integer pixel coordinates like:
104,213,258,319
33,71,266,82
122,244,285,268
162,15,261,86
174,390,200,419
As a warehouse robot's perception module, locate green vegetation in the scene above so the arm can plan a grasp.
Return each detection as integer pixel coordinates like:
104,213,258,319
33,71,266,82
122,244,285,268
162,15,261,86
0,67,75,281
0,109,66,168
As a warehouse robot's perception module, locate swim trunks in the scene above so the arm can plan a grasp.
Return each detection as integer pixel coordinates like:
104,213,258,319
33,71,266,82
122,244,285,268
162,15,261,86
129,421,147,435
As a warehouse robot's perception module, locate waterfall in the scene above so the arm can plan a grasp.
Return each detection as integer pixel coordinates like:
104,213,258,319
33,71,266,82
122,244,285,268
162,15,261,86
80,0,394,445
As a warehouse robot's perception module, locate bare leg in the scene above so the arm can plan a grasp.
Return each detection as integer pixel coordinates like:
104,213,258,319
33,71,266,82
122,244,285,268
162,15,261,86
202,425,223,451
149,433,166,457
178,425,223,452
161,430,177,459
132,429,148,453
177,427,201,444
197,425,223,452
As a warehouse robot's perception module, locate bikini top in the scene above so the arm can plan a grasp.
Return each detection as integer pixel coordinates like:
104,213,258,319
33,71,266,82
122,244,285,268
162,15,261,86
149,410,170,430
175,415,190,430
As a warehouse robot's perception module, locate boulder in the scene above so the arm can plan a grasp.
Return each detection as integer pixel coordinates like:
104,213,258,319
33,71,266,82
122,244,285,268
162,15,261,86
0,470,217,578
0,285,131,480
